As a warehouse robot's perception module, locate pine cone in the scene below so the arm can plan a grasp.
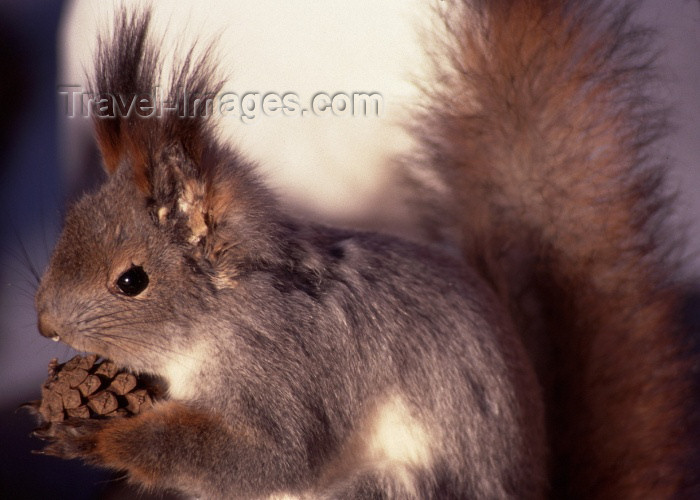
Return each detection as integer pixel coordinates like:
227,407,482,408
24,355,164,424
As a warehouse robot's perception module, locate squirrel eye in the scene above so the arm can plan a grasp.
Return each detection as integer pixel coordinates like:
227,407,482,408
116,265,149,297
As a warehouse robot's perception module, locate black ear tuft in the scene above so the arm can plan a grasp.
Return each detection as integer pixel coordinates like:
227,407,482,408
90,8,223,195
91,9,156,179
162,44,223,165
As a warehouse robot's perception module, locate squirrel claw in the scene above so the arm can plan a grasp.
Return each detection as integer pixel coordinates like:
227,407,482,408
31,425,52,440
39,442,68,458
31,419,103,460
17,400,41,414
30,448,52,456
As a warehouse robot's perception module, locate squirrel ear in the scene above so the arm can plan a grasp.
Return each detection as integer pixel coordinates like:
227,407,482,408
93,111,153,197
161,158,210,247
91,9,154,192
152,147,240,251
91,9,220,197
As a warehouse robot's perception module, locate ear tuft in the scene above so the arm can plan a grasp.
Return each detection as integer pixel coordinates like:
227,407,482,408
90,8,222,197
91,9,155,176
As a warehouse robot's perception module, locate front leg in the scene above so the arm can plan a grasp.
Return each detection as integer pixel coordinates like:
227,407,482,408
34,401,312,499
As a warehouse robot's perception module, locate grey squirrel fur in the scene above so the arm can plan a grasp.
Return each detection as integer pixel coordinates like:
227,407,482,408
32,1,696,498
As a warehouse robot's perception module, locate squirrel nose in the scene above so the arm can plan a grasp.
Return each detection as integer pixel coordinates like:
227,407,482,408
37,312,62,342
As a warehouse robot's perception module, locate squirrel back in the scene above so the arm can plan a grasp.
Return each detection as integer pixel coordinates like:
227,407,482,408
412,0,696,496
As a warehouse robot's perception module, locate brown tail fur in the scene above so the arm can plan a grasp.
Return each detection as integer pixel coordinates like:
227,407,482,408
413,0,695,496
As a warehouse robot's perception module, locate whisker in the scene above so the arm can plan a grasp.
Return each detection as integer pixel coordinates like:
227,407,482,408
76,302,169,324
87,310,172,330
100,332,198,360
77,307,132,325
85,330,192,364
89,316,170,331
83,334,151,367
11,227,42,286
7,282,38,302
39,202,58,265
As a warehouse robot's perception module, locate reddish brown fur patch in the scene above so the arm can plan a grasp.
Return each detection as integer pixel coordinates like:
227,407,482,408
93,119,122,175
93,401,230,487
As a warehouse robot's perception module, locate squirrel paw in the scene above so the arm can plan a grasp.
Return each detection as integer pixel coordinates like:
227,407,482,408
32,418,105,461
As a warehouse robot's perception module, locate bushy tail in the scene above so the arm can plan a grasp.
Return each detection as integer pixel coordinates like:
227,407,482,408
413,0,695,496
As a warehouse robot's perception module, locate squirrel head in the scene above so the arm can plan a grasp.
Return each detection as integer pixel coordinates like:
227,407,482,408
35,10,284,378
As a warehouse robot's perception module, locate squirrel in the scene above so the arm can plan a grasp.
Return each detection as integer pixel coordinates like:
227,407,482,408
31,1,696,498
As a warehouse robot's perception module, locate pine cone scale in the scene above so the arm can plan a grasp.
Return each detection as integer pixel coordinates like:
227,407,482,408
28,355,162,424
